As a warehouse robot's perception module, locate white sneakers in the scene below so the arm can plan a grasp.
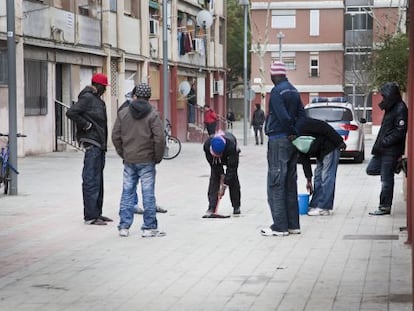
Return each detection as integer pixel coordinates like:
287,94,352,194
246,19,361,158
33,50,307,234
119,228,166,238
142,229,166,238
260,228,289,236
119,228,129,237
307,207,331,216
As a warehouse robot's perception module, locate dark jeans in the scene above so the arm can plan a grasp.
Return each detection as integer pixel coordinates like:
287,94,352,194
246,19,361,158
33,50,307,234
366,154,399,208
208,167,240,212
267,137,299,232
205,122,217,136
82,145,105,221
188,104,195,123
253,126,264,144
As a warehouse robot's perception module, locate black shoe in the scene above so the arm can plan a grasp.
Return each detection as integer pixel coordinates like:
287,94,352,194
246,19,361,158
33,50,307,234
156,206,168,213
233,207,241,215
99,215,113,222
85,218,107,225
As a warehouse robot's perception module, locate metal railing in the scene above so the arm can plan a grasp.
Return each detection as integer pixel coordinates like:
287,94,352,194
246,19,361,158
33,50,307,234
55,100,83,151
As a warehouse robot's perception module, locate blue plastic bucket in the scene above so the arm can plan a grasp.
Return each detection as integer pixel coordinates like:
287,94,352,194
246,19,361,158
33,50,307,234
298,193,309,215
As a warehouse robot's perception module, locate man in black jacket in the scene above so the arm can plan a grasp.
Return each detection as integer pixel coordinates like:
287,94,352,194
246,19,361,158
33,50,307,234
66,73,111,225
203,131,241,216
367,82,408,216
297,118,346,216
251,103,265,145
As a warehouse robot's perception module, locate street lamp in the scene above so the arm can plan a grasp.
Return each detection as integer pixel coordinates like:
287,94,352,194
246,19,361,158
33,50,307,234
162,0,169,126
276,31,285,61
351,13,356,109
239,0,248,146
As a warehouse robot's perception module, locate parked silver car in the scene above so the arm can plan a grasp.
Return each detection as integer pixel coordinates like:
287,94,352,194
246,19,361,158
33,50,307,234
304,97,366,163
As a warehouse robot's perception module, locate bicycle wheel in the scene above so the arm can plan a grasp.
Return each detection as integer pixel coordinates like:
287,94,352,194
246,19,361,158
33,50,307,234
163,136,181,160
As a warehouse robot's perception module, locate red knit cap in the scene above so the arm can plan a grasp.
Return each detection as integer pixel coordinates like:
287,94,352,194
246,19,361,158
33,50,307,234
270,61,286,76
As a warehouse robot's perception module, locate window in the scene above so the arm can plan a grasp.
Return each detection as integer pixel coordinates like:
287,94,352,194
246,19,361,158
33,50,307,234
271,10,296,29
310,56,319,77
0,49,7,84
310,10,319,36
124,0,140,18
78,0,102,19
283,58,296,70
345,8,373,31
24,60,48,116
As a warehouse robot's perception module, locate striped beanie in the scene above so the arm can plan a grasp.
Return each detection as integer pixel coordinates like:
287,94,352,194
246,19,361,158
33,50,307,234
270,61,287,76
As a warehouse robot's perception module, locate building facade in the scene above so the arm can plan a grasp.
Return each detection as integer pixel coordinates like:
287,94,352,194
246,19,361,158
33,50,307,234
250,0,404,132
0,0,227,155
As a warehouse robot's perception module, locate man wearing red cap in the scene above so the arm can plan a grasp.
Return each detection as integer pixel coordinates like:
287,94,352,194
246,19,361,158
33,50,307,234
261,61,306,236
66,72,111,225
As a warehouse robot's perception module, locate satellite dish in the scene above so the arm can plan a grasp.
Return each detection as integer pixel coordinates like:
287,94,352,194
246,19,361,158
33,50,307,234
196,10,213,28
178,81,191,96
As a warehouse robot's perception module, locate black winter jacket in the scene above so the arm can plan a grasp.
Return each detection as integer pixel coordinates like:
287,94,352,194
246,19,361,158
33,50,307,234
297,118,345,179
203,131,240,185
66,86,108,151
372,84,408,157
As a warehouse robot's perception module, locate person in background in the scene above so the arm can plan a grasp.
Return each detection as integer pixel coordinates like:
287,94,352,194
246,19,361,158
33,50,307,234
66,73,112,225
112,83,166,237
367,82,408,216
226,109,236,130
187,83,197,124
251,103,265,145
203,130,241,216
261,61,305,237
204,104,218,136
296,117,346,216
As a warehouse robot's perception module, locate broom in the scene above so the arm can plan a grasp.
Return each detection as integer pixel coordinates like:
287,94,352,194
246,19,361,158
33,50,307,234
202,175,230,219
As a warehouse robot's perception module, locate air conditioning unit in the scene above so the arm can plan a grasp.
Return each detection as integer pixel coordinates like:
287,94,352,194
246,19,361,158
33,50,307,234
149,19,159,36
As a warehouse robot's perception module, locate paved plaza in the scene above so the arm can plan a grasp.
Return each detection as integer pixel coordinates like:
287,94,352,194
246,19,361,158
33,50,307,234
0,122,411,310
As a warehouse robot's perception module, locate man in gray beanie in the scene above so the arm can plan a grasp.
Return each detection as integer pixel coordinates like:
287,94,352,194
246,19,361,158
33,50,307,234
112,83,166,237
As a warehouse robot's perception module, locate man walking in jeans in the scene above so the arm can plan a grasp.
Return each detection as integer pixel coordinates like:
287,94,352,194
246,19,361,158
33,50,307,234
112,83,166,237
66,73,112,225
261,61,305,237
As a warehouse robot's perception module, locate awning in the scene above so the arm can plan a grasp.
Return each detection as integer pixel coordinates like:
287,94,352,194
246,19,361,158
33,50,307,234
149,1,159,10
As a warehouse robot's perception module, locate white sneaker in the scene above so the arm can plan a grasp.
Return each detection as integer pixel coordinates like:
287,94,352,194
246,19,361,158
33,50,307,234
119,228,129,237
288,229,301,234
308,208,331,216
141,229,166,238
260,228,289,236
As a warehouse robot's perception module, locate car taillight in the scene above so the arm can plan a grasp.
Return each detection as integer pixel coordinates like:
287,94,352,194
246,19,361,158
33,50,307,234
340,124,359,131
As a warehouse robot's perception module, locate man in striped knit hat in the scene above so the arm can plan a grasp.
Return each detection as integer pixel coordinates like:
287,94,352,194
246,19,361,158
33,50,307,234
261,61,306,237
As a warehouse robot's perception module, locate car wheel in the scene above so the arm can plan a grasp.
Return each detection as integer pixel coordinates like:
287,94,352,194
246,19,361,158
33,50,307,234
354,148,364,163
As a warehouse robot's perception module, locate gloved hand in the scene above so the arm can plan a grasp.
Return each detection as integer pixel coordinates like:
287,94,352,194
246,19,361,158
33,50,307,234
339,142,347,151
306,178,313,195
287,135,297,142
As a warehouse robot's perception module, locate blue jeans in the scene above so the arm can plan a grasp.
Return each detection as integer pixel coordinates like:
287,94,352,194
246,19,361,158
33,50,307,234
267,137,299,232
118,162,158,230
309,148,340,210
366,154,398,208
82,145,105,221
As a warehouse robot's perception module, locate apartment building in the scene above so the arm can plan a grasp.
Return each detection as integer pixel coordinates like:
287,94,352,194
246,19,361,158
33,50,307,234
0,0,226,155
250,0,404,131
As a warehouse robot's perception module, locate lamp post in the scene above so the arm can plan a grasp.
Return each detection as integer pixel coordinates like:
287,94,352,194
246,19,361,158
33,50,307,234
162,0,169,125
276,31,285,61
351,13,356,108
239,0,249,145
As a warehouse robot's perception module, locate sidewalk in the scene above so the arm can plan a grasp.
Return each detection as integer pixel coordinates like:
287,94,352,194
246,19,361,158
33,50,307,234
0,122,411,311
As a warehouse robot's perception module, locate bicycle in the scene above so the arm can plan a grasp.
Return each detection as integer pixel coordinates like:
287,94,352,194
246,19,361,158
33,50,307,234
163,119,181,160
0,133,27,194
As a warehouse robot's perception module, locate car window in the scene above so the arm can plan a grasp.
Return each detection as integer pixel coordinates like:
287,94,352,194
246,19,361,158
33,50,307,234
306,107,353,122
